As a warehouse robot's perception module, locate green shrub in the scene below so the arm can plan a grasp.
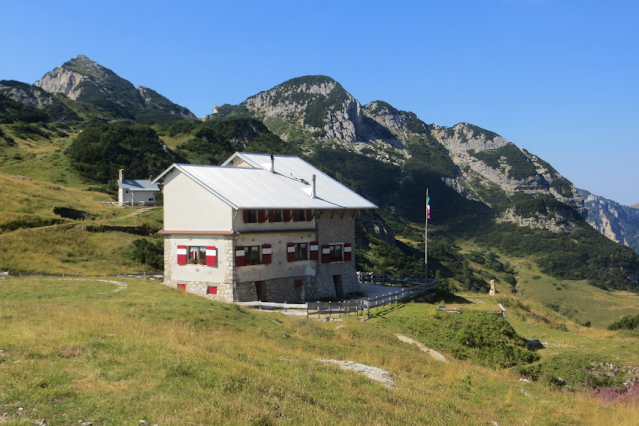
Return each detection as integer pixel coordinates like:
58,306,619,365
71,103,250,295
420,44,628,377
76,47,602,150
608,313,639,331
129,239,164,270
387,310,539,368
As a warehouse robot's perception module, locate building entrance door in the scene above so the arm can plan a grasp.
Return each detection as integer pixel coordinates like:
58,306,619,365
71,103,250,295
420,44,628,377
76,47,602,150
333,275,344,299
255,281,266,301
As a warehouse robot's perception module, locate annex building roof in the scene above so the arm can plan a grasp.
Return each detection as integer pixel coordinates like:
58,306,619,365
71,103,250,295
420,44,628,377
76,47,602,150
153,152,377,210
118,179,160,191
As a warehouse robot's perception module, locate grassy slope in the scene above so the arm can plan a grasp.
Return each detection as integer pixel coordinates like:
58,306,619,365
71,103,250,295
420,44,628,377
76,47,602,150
2,277,639,425
0,126,163,274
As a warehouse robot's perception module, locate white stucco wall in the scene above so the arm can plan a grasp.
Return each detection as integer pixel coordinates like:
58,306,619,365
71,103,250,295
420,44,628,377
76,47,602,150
163,170,234,231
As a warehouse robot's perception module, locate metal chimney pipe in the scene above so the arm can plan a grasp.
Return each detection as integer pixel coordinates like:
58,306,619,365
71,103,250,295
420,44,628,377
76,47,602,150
311,174,316,198
270,154,275,173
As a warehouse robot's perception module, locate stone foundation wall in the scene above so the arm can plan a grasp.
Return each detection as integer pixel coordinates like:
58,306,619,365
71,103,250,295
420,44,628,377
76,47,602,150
162,279,234,302
235,275,315,303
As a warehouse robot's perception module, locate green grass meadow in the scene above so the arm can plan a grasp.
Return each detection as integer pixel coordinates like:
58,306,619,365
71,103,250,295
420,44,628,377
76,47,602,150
2,277,639,425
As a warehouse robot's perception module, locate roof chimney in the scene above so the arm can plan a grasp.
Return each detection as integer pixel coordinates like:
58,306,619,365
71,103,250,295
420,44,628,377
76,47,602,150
119,169,124,183
270,154,275,173
311,174,316,199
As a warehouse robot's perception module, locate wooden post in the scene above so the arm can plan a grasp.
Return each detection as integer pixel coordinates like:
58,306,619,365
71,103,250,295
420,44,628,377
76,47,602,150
306,303,309,319
328,301,331,319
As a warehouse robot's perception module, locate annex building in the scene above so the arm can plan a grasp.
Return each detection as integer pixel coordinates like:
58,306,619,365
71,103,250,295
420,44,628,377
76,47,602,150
153,152,377,303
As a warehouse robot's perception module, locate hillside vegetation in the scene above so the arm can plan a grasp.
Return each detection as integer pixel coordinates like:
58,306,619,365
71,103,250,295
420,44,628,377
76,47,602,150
2,277,639,425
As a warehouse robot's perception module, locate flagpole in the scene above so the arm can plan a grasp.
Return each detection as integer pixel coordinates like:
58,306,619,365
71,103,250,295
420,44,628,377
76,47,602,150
425,188,429,282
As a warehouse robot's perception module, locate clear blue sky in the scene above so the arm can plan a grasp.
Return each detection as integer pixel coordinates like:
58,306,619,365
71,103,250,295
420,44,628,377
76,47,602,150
3,0,638,205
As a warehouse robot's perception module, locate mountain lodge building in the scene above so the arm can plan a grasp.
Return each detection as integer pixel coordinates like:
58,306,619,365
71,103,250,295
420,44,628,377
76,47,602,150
118,169,161,207
153,152,377,303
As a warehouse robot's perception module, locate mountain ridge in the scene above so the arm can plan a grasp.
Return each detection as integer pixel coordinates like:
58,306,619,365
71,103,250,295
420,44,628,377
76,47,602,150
33,54,195,123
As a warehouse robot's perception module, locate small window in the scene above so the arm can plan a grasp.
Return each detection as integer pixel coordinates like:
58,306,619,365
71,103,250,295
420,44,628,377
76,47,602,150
245,246,261,265
329,244,343,262
245,210,258,223
177,284,186,291
292,209,305,222
207,286,218,295
188,246,207,265
125,190,129,194
295,243,308,261
269,209,282,222
148,198,153,201
294,280,303,288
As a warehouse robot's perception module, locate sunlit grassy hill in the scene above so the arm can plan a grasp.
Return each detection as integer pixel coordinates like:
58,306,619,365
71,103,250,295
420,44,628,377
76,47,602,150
1,277,639,425
0,124,163,274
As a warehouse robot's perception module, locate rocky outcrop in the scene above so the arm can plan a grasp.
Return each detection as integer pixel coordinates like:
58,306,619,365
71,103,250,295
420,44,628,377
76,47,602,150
243,76,366,143
0,80,60,108
579,189,639,253
0,80,81,122
496,206,578,233
136,86,196,119
35,66,88,100
430,122,584,209
356,210,396,246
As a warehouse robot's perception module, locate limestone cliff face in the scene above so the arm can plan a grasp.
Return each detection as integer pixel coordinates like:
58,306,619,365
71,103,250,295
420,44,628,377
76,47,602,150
579,189,639,254
35,64,89,100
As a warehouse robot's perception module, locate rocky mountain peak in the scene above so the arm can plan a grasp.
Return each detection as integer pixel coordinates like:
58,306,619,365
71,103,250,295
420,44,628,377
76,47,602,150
242,75,366,143
33,55,195,121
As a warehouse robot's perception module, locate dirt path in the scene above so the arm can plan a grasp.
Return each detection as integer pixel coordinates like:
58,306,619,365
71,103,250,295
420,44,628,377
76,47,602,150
395,334,448,362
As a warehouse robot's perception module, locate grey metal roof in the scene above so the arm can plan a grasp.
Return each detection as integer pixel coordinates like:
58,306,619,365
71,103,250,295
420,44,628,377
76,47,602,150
119,179,160,191
154,153,377,210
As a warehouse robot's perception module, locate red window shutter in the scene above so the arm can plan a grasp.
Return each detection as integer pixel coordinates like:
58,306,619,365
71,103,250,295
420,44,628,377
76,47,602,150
262,244,272,264
235,246,245,267
206,246,217,267
294,280,303,288
243,210,249,223
292,210,300,222
177,245,187,265
309,241,319,260
177,283,186,291
344,243,352,261
321,245,330,263
287,243,296,262
305,209,313,221
207,286,218,295
269,210,275,223
258,209,266,223
283,209,291,222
